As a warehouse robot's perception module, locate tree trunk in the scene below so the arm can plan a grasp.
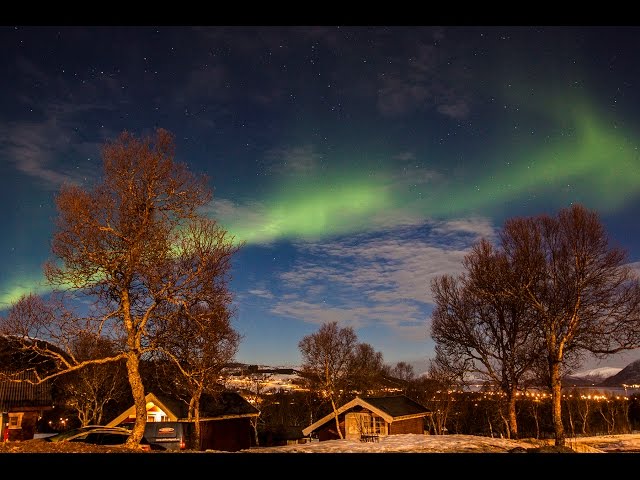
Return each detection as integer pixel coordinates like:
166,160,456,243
507,389,518,439
125,352,147,447
330,396,343,439
550,359,566,447
531,401,540,439
192,394,202,450
189,390,203,450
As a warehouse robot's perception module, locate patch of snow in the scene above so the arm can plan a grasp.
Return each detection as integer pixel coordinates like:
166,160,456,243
572,367,622,379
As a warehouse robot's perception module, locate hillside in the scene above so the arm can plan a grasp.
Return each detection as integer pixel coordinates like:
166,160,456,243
600,359,640,386
563,366,623,387
224,360,640,391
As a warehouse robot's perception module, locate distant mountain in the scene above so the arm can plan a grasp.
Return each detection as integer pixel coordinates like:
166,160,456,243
562,367,620,387
572,366,623,379
600,359,640,387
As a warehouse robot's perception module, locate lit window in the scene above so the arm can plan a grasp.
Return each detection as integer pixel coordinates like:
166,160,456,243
8,413,23,429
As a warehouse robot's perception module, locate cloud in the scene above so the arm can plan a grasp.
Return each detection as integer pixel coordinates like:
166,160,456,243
204,198,280,246
264,145,320,176
192,27,471,120
377,75,431,117
246,289,274,299
251,220,490,339
0,120,100,189
2,56,125,189
392,151,416,162
376,39,470,119
437,100,470,119
431,217,497,243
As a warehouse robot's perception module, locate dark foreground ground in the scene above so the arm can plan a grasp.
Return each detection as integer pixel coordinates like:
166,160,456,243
1,437,638,473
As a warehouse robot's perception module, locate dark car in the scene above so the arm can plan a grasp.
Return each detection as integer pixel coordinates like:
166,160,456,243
45,425,130,442
45,426,152,451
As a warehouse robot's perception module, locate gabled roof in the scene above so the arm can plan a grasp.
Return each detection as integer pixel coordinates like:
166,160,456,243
106,392,180,427
197,390,260,420
0,370,54,411
302,395,431,437
0,335,61,411
106,391,259,427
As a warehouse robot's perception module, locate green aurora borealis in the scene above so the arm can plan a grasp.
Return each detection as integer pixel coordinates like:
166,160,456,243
218,97,640,246
2,96,640,307
3,26,640,369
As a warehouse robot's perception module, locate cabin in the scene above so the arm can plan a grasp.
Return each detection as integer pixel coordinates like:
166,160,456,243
106,391,260,452
0,336,57,441
302,394,431,442
0,370,55,441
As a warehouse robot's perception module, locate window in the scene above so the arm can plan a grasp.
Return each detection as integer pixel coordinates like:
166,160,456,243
345,412,387,437
8,413,23,429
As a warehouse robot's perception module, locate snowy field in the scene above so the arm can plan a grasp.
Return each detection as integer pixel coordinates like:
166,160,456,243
238,432,640,454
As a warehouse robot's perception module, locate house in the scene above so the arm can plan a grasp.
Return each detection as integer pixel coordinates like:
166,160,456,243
106,391,260,452
302,394,431,442
0,370,55,441
0,335,59,442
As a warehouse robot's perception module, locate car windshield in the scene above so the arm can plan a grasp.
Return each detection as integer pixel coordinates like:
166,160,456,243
45,426,129,442
70,432,129,445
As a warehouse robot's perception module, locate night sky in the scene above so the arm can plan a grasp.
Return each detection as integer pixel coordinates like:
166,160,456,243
3,26,640,372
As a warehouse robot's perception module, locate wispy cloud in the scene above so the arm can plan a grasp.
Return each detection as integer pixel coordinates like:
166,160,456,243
264,145,320,176
392,151,416,162
0,120,101,189
377,74,431,117
204,198,271,241
376,39,471,119
431,217,497,244
244,220,493,340
2,56,124,189
246,289,274,299
437,100,470,119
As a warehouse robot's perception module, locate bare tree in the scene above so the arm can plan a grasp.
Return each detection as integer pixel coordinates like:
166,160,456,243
430,238,544,439
388,361,417,395
500,204,640,446
422,357,461,435
56,333,129,426
577,393,592,435
156,299,241,448
390,361,416,382
298,321,359,439
347,343,387,394
0,129,240,447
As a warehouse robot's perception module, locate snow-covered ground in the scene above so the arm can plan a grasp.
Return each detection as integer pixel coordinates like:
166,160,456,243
235,433,640,454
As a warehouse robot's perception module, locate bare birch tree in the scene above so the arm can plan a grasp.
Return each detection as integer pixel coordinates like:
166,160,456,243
431,238,544,439
155,299,241,448
0,128,240,447
298,321,358,439
55,333,129,426
501,204,640,446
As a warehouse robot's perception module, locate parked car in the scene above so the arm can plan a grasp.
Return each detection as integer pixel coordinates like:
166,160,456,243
45,426,152,450
45,425,130,442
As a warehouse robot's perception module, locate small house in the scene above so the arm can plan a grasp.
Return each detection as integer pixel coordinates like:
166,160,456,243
0,371,54,441
0,336,59,442
106,391,260,452
302,394,431,442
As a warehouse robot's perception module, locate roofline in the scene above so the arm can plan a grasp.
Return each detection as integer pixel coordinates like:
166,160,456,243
179,412,260,422
105,393,179,427
302,396,430,437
